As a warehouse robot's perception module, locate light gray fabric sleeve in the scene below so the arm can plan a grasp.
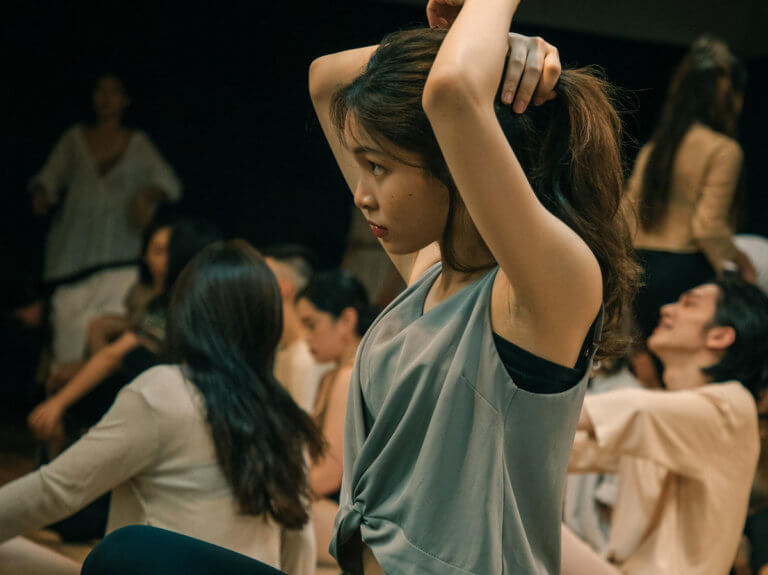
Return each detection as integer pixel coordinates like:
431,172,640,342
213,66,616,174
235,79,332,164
0,388,160,542
140,133,182,201
29,127,77,203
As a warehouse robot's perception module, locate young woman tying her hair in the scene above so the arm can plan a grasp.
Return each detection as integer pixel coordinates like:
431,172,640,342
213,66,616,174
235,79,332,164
309,0,638,573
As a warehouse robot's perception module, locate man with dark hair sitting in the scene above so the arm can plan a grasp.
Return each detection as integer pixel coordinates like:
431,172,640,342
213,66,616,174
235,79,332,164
564,273,768,575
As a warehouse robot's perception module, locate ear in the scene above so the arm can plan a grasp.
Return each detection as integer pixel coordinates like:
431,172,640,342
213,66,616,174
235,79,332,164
705,325,736,352
339,307,359,335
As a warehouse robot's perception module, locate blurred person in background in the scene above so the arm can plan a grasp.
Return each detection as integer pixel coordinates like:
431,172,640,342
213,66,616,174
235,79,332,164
27,220,221,445
0,241,323,574
30,73,181,368
565,274,768,575
626,36,754,385
264,245,330,412
295,270,378,567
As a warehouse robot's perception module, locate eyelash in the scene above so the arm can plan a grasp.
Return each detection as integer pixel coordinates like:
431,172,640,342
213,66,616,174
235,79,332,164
368,161,385,176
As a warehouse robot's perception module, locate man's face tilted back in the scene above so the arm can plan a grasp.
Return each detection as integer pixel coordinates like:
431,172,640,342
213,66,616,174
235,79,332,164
647,283,736,390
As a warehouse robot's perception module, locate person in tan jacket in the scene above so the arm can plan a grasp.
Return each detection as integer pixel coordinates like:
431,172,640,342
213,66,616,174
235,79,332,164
563,273,768,575
626,36,756,344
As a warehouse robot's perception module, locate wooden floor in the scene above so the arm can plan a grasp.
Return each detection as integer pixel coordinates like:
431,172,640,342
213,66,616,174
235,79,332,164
0,421,340,574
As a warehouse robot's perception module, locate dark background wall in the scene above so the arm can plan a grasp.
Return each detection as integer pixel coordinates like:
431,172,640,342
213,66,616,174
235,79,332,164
1,0,766,305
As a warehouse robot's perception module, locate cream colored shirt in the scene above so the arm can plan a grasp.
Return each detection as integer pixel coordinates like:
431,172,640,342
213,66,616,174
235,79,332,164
275,339,328,413
626,123,743,272
569,382,759,575
0,365,312,573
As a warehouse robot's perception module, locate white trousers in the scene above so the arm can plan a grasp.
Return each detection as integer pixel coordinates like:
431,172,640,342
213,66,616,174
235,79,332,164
50,266,138,367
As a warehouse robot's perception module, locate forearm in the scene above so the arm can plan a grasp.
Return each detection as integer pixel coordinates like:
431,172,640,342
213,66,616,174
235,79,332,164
428,0,520,103
53,339,134,409
89,316,131,352
0,472,78,542
309,45,378,104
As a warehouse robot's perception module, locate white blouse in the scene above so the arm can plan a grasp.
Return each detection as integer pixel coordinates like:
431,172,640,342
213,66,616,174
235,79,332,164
31,125,181,281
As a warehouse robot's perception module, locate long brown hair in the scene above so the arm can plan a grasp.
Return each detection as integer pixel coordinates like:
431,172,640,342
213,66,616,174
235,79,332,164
638,36,746,231
167,240,324,528
331,28,639,359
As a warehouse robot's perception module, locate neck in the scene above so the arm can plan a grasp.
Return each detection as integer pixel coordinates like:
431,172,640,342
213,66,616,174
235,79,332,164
437,233,494,292
97,117,122,131
659,351,713,390
281,304,304,348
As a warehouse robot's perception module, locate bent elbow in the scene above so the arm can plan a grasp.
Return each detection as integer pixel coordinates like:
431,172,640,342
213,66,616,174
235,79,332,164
309,56,332,103
422,67,485,118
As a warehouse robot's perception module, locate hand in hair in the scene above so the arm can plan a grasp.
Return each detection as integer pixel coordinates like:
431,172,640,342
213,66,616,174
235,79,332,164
501,33,560,112
428,0,553,114
426,0,464,29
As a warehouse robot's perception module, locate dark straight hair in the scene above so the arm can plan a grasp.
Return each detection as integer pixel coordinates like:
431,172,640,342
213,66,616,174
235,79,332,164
137,215,177,287
703,273,768,399
296,270,379,337
167,240,324,528
330,27,640,360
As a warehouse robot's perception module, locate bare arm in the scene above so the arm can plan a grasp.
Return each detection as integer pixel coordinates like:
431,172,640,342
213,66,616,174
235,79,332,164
87,315,132,354
422,0,601,360
309,47,440,285
309,368,351,498
3,389,159,542
28,332,141,439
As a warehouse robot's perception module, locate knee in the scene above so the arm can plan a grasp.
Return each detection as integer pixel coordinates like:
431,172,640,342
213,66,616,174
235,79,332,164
82,525,158,575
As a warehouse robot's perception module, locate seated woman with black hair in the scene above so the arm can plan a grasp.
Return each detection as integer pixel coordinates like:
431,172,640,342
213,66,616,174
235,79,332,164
294,270,378,566
0,241,324,573
27,219,220,441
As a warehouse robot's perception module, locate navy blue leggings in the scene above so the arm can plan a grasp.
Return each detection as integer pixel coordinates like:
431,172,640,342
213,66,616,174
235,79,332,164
82,526,285,574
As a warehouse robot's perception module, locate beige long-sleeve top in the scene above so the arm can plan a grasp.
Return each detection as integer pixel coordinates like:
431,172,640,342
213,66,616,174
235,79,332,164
626,123,744,272
569,382,759,575
0,365,312,574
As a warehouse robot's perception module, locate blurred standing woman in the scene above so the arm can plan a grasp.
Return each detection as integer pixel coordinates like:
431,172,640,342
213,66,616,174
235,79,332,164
30,73,181,366
627,36,755,341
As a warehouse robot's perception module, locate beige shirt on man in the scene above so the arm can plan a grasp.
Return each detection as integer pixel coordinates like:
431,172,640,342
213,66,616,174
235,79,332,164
626,123,743,272
569,382,759,574
0,365,313,574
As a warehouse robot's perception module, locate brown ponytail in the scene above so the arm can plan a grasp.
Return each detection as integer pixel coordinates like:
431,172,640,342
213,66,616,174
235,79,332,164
522,68,641,358
332,29,640,360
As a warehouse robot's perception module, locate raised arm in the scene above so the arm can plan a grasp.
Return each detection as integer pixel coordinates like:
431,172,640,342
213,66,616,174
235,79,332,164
422,0,602,352
309,47,440,285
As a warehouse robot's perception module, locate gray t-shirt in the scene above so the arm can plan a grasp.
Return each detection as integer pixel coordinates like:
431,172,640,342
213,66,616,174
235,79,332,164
331,263,601,574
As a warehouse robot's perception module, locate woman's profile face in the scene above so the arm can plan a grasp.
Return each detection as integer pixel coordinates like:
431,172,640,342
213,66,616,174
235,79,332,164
93,75,129,120
145,226,171,289
346,119,450,256
296,298,350,364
